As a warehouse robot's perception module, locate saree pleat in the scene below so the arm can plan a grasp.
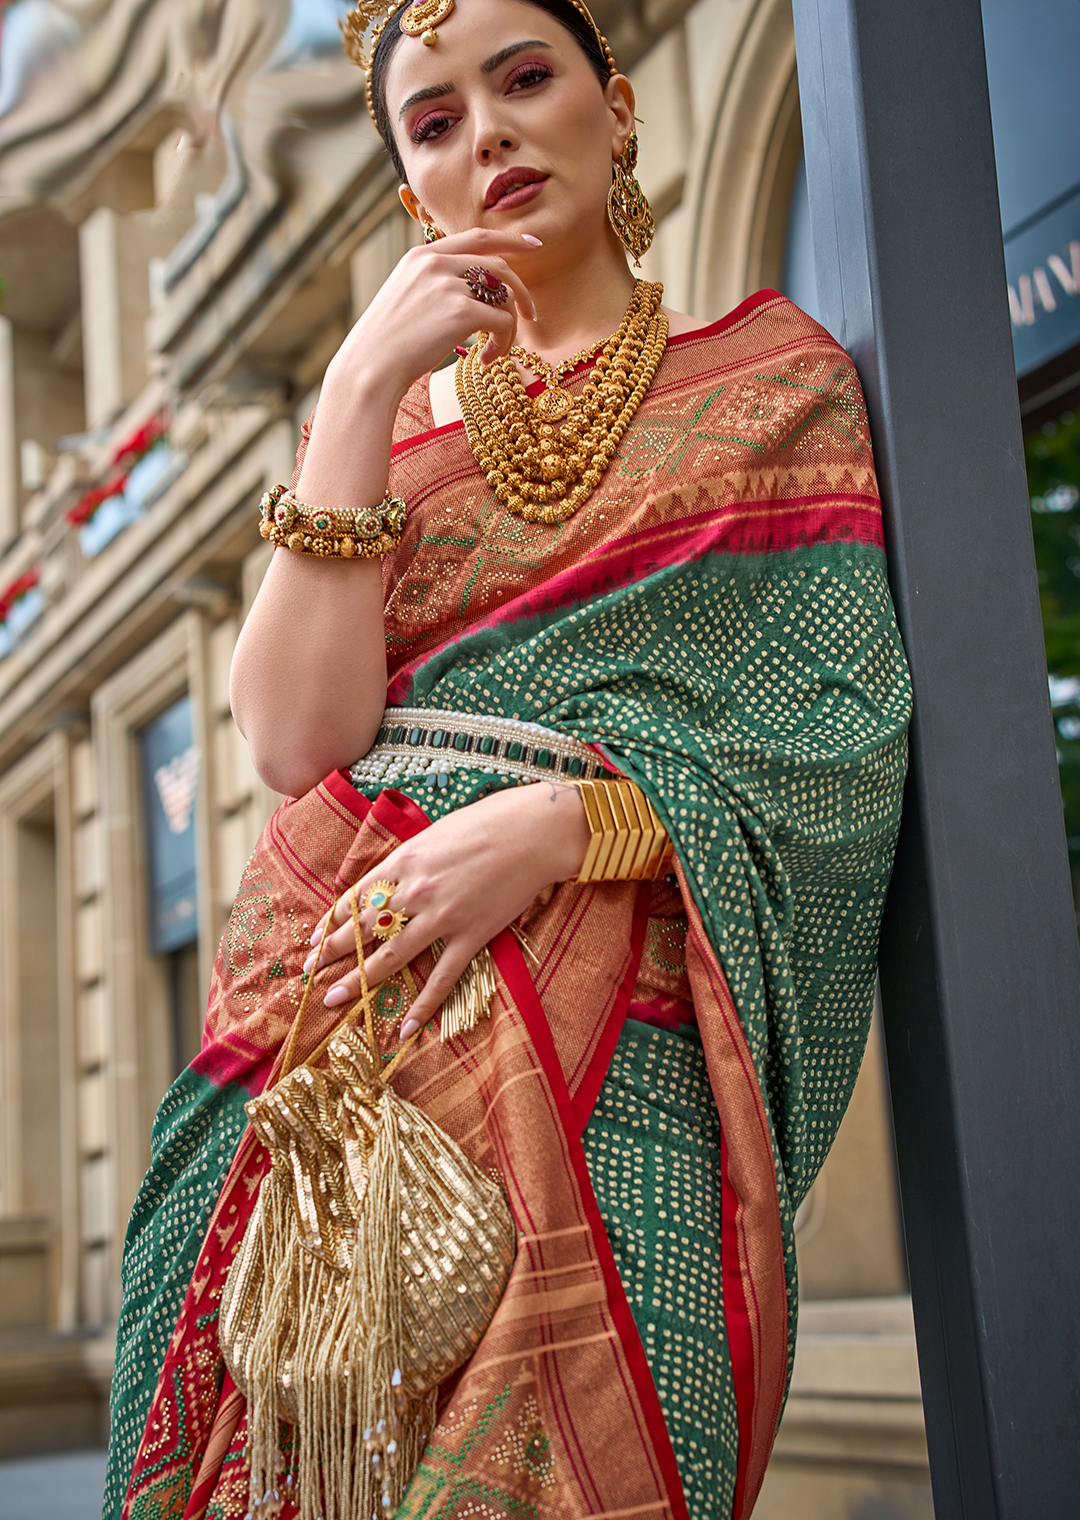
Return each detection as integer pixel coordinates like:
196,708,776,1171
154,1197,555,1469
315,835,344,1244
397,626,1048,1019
107,291,911,1520
583,1021,738,1519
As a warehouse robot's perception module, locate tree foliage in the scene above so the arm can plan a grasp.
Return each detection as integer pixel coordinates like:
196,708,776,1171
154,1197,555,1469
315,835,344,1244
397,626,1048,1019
1028,408,1080,858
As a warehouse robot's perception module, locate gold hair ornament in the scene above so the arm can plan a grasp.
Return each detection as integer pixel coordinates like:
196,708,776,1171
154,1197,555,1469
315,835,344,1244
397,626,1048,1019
341,0,618,125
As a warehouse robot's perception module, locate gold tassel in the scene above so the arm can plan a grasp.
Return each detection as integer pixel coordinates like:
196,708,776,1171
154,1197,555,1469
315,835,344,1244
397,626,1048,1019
431,941,498,1042
220,889,516,1520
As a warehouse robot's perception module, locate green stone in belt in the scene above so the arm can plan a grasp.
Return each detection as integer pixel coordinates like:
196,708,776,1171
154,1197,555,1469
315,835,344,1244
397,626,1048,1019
453,733,469,751
507,741,522,761
535,749,551,768
479,735,495,754
409,727,424,745
567,756,583,776
431,730,446,747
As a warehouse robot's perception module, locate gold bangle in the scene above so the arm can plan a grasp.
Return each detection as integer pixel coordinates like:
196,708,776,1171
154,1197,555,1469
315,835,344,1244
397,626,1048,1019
571,778,674,884
258,484,407,559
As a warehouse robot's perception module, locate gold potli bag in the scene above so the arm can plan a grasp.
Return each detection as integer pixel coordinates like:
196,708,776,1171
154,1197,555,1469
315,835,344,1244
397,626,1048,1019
219,889,517,1520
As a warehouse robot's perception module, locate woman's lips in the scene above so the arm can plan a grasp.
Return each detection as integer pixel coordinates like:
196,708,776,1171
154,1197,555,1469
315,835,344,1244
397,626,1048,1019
486,175,549,211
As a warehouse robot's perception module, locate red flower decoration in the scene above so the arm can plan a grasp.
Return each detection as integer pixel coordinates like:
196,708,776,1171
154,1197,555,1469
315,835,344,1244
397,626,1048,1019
0,565,41,623
112,412,168,468
65,471,130,528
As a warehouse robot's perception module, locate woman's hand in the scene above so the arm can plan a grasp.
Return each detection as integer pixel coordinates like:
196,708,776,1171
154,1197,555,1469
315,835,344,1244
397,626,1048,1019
302,781,590,1039
232,229,539,795
291,228,539,520
329,227,539,403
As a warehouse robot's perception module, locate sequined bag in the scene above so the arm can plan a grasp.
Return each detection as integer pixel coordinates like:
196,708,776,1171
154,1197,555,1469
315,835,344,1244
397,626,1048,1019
219,889,516,1520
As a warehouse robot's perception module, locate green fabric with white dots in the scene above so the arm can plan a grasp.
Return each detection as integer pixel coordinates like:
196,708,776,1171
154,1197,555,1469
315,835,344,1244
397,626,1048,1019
583,1019,738,1520
102,1068,252,1520
394,537,911,1383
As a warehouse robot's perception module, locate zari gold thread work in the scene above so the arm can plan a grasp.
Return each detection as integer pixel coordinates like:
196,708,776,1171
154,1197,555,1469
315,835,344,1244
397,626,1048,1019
219,886,516,1520
456,279,668,523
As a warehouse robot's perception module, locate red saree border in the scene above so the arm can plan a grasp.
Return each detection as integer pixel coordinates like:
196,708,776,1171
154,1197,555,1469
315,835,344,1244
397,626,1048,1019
387,492,882,704
491,927,691,1520
680,878,788,1520
568,876,651,1136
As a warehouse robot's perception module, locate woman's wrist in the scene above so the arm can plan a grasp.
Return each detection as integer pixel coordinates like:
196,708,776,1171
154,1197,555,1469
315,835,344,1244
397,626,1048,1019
525,780,591,883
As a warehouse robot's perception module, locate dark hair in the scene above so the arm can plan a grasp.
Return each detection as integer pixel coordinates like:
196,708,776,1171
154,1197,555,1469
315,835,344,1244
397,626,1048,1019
371,0,614,183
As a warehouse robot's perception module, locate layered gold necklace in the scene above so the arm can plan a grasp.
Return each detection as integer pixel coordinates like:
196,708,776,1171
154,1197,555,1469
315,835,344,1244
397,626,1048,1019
455,279,668,524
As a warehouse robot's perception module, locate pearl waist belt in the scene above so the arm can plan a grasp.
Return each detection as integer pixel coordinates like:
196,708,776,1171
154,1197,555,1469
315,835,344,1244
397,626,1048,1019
348,707,610,794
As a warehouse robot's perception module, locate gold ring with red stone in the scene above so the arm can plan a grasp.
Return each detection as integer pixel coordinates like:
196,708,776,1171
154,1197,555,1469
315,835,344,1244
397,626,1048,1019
362,880,409,940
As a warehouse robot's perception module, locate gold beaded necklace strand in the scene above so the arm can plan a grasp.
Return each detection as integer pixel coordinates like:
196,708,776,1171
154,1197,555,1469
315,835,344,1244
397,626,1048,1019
455,279,668,524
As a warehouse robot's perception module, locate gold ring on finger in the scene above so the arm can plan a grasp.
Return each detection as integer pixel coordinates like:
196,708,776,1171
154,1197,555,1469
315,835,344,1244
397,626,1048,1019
372,908,408,941
362,879,399,912
464,266,510,306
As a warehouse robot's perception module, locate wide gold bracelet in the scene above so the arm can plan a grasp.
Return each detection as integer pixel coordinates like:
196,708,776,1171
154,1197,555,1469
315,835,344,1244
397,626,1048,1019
258,484,407,559
572,778,675,884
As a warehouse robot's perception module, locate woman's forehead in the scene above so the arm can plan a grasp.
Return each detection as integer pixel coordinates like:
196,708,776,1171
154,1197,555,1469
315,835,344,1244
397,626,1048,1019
385,0,572,102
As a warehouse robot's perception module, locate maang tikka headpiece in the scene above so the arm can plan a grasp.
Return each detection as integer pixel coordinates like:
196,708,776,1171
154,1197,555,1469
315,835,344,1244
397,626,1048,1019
341,0,618,125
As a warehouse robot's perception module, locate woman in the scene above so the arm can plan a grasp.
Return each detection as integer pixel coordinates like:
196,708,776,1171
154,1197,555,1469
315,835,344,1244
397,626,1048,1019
104,2,911,1518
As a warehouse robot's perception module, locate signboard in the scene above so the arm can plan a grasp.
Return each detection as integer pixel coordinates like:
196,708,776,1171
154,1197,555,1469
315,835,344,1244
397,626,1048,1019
1005,186,1080,377
141,695,200,954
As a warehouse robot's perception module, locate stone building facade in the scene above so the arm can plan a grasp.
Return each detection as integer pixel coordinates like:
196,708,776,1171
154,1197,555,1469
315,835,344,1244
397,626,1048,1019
0,1,927,1513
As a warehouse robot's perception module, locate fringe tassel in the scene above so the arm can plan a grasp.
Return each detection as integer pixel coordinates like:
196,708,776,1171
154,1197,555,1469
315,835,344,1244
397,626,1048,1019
242,1098,434,1520
433,942,498,1042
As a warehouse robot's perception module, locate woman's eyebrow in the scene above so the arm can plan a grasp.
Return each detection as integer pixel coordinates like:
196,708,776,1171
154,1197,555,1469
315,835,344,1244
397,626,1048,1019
399,82,454,120
481,40,553,74
398,41,553,120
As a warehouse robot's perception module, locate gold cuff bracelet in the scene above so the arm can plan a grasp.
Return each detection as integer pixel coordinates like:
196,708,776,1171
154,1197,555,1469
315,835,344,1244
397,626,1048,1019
259,484,407,559
571,778,674,884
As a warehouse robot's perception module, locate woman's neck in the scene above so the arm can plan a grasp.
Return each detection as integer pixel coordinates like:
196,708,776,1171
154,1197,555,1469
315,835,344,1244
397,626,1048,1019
427,236,652,430
510,235,640,365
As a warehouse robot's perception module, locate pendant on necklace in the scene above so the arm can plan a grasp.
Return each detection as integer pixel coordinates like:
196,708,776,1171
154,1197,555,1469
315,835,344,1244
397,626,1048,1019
534,386,573,423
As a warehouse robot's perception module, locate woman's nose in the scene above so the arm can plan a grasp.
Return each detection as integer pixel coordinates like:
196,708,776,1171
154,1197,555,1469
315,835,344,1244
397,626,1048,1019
472,108,517,162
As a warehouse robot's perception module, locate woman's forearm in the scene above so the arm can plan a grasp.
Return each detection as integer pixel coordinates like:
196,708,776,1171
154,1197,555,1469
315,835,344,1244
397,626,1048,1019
230,230,539,796
230,374,401,796
230,551,387,796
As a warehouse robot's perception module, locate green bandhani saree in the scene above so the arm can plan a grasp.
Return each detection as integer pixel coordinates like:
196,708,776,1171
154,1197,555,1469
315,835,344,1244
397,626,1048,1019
105,290,911,1520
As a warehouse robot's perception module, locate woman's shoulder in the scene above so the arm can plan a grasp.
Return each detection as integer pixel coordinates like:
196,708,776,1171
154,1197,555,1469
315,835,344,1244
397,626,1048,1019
662,289,846,366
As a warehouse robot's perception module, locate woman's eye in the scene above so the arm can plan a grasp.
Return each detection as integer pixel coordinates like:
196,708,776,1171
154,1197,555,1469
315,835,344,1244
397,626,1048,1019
411,112,455,144
506,62,554,92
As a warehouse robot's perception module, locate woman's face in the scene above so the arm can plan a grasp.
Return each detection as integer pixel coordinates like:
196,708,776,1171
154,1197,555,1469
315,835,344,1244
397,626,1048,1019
384,0,632,251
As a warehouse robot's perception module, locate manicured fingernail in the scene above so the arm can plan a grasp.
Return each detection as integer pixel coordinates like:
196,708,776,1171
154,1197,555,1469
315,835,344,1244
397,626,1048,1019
324,985,350,1007
309,926,323,946
522,234,542,246
400,1019,420,1041
303,952,316,974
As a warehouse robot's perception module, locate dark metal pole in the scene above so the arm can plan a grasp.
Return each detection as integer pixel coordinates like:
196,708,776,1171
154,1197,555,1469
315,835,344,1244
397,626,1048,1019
789,0,1080,1513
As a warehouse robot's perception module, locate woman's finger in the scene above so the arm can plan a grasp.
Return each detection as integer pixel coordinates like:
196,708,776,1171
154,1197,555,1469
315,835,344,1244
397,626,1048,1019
303,917,358,974
436,250,534,326
373,935,482,1036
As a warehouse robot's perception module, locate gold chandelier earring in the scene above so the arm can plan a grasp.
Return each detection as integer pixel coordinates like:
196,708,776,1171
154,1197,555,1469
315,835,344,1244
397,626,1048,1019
607,130,655,268
423,221,444,244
